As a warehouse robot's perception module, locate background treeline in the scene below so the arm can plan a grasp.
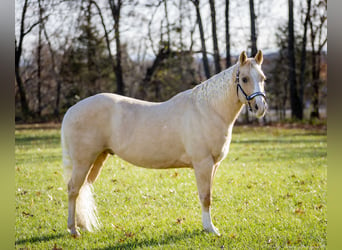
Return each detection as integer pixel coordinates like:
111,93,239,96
15,0,327,123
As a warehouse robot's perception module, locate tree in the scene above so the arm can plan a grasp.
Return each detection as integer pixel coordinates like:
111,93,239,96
288,0,303,120
225,0,231,68
249,0,257,57
15,0,42,118
90,0,118,97
309,0,327,119
109,0,125,95
209,0,221,73
272,24,290,120
191,0,211,79
37,0,44,117
299,0,312,118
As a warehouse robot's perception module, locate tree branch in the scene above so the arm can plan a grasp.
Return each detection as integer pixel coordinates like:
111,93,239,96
22,15,49,37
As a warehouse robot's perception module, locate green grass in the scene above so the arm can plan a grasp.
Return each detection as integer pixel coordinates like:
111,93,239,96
15,124,327,249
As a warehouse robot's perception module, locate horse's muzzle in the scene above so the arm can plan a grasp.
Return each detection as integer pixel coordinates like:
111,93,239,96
253,97,268,118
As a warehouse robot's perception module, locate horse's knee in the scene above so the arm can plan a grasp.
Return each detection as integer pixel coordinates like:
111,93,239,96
68,181,80,199
199,193,211,210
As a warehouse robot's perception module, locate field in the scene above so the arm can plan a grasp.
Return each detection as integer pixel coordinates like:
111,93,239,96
15,124,327,249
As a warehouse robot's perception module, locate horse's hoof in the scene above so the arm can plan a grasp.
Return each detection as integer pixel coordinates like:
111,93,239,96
70,229,81,238
204,226,221,236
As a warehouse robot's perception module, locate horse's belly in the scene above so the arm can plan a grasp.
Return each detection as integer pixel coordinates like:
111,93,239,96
115,145,192,169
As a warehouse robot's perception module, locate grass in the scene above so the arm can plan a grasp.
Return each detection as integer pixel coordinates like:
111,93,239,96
15,124,327,249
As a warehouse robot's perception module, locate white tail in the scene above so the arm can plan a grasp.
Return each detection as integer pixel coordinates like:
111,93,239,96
75,183,100,231
61,125,100,232
61,125,72,183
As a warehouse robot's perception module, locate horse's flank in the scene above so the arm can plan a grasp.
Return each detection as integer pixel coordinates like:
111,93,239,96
62,64,243,171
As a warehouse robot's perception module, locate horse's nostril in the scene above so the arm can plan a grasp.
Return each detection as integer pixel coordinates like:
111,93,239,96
255,104,258,111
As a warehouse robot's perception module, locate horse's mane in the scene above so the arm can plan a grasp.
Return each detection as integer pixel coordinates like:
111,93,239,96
191,63,237,106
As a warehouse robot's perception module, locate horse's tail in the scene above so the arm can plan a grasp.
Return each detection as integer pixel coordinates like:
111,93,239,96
61,122,72,183
75,183,100,231
61,121,100,232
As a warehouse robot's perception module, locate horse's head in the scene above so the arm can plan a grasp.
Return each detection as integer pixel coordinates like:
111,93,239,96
236,50,268,118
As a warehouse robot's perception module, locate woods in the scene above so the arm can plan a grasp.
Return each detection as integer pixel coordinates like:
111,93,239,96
15,0,327,123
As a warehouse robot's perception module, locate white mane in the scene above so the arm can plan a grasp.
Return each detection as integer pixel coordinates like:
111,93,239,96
191,64,238,106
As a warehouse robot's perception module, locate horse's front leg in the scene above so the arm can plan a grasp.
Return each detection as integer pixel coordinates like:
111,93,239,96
193,156,220,236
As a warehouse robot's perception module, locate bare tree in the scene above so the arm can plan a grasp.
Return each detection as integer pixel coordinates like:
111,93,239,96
299,0,312,117
37,0,44,116
249,0,257,57
191,0,211,79
91,0,117,96
163,0,171,49
109,0,125,95
209,0,221,73
15,0,42,117
225,0,231,68
288,0,303,119
309,0,327,119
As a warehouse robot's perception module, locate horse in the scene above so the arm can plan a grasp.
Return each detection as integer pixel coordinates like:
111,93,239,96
61,50,267,237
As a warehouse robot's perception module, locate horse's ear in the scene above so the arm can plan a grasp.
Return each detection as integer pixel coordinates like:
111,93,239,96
239,51,247,65
255,50,263,65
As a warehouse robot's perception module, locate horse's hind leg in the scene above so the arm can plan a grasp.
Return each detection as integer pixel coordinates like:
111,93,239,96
67,164,90,238
87,150,111,184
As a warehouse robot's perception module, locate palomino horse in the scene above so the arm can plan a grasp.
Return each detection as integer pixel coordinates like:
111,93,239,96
61,50,267,237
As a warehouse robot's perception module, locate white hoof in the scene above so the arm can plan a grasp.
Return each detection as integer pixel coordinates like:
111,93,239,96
68,227,81,238
202,211,221,236
204,225,221,236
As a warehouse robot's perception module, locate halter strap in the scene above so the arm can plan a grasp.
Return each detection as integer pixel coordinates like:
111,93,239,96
235,66,266,111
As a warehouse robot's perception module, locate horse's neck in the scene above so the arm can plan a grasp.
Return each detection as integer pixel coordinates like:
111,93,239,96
193,64,244,125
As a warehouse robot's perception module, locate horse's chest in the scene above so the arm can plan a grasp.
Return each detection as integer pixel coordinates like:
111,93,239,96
213,136,232,163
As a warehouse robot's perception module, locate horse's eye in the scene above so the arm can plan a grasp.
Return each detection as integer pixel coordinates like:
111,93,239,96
242,77,248,83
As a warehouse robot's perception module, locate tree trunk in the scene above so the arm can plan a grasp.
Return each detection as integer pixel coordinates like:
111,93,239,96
109,0,125,95
249,0,257,57
163,0,171,49
15,0,31,118
310,51,320,119
91,0,117,98
288,0,303,120
37,0,43,116
209,0,221,73
15,48,30,118
41,17,62,118
191,0,210,79
225,0,231,68
299,0,311,117
308,0,327,119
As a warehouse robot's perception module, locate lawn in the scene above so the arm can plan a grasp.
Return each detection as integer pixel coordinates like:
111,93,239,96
15,124,327,249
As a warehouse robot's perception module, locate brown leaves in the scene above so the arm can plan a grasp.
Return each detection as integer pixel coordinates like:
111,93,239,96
172,172,179,178
228,233,237,239
52,243,62,250
315,204,324,210
118,231,135,243
294,208,305,215
124,231,135,238
22,211,33,217
176,217,185,224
